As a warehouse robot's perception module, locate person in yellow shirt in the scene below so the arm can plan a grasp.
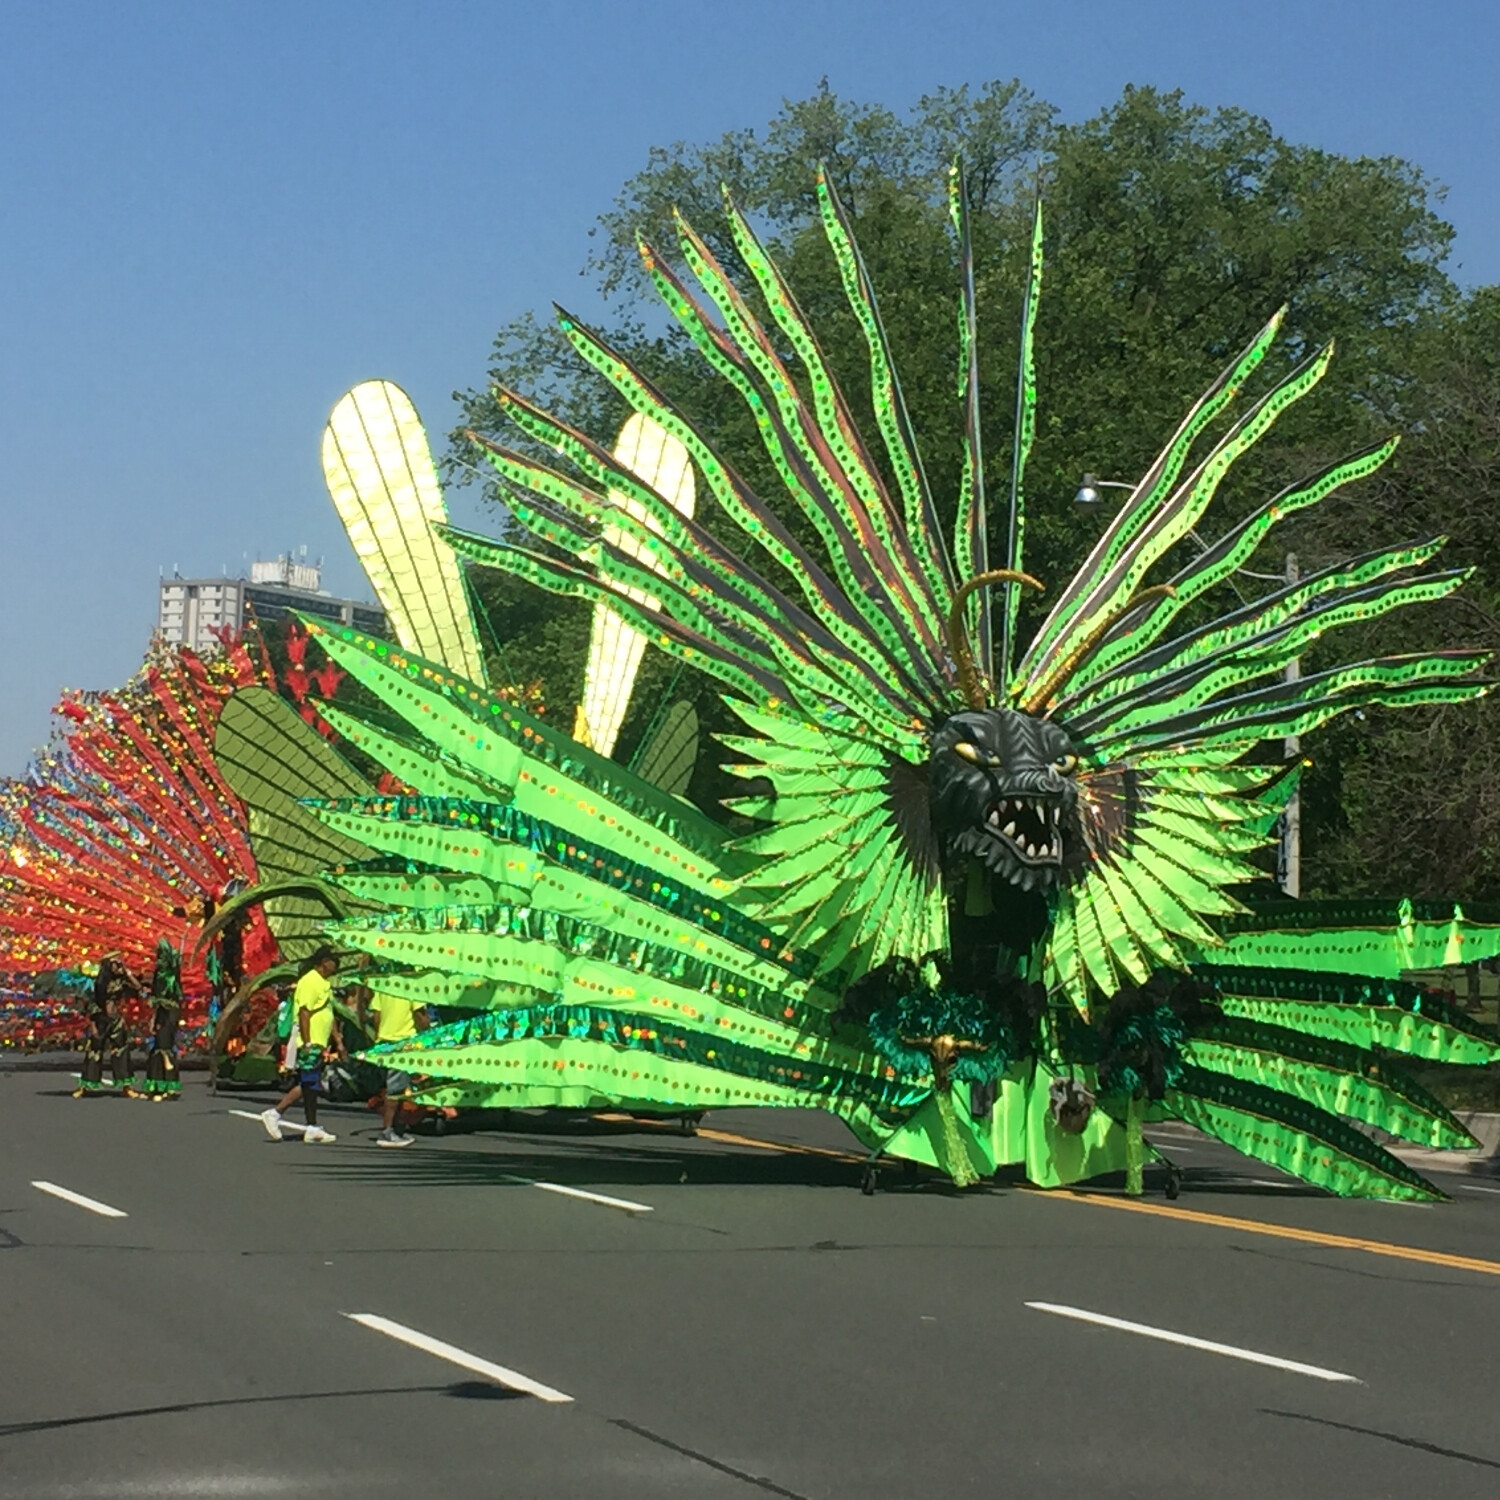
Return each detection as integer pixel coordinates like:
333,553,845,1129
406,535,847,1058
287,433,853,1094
260,946,344,1143
357,987,428,1148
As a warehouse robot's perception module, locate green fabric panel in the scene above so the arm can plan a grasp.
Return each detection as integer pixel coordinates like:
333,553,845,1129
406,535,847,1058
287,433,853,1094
1216,997,1500,1066
883,1092,994,1180
307,620,729,862
1092,861,1182,972
1025,1063,1128,1188
214,687,377,957
311,798,808,989
1078,879,1148,985
318,704,504,801
1052,345,1336,696
1165,1074,1438,1201
367,1012,921,1121
813,171,957,621
1017,310,1285,688
1044,892,1090,1017
1210,911,1500,975
1182,1033,1475,1149
633,701,698,798
328,920,849,1058
1136,823,1260,887
330,868,520,910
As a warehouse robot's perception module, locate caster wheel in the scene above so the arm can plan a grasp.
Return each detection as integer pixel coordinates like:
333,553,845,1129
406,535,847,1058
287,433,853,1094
860,1165,877,1196
678,1114,699,1137
1165,1171,1181,1200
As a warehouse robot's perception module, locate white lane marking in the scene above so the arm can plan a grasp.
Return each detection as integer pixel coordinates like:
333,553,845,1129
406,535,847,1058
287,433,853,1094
531,1181,653,1213
499,1171,652,1213
344,1313,573,1402
1025,1302,1360,1383
31,1180,128,1218
229,1108,307,1135
1456,1182,1500,1195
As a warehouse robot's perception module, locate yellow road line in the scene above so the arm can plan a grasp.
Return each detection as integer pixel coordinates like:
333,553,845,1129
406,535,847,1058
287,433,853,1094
601,1115,1500,1278
1046,1191,1500,1279
593,1113,863,1163
693,1125,863,1162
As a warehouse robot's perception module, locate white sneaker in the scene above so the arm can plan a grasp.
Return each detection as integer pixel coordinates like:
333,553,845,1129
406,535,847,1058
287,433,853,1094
376,1129,415,1148
303,1125,336,1144
260,1109,283,1141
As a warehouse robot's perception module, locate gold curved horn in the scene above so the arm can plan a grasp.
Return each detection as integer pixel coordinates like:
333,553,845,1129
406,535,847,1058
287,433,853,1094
1025,584,1179,714
946,569,1045,710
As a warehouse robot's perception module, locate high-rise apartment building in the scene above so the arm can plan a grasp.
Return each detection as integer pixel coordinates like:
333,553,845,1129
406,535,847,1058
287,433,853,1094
157,554,386,653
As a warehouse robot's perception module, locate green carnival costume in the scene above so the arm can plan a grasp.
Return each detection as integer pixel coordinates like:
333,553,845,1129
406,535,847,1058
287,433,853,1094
242,170,1500,1199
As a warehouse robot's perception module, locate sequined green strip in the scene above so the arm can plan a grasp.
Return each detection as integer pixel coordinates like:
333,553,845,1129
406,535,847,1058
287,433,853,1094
311,794,817,980
334,900,837,1028
369,1002,924,1123
304,620,727,859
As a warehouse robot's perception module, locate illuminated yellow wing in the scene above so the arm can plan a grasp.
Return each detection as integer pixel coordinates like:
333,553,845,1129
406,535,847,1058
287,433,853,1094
572,413,695,755
322,380,487,685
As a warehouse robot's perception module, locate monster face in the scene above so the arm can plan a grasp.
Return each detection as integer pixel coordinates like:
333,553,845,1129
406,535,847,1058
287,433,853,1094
929,708,1081,894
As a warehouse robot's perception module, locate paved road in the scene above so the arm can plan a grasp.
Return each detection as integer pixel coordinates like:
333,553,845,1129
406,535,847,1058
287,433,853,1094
3,1068,1500,1499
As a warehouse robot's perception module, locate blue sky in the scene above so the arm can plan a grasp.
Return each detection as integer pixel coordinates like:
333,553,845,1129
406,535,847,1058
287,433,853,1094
2,0,1497,772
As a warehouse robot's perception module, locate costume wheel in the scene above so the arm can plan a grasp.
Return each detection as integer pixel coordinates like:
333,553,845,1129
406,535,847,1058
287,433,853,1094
1165,1168,1182,1200
860,1163,877,1196
678,1113,700,1137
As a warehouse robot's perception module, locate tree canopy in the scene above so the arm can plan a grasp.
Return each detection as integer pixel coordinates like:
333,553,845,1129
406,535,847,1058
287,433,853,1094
450,81,1500,901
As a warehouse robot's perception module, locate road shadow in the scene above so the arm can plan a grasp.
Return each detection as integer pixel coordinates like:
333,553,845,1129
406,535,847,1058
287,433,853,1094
286,1135,878,1192
1262,1408,1500,1470
0,1381,521,1439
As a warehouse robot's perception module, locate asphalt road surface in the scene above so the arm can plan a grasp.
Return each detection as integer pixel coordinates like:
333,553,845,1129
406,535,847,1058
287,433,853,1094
4,1067,1500,1499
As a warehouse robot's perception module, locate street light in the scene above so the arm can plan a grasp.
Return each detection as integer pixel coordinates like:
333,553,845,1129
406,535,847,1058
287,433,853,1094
1072,473,1303,897
1072,472,1133,505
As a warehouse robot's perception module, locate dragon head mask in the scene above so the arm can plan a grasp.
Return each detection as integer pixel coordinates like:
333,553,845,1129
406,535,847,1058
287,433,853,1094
929,709,1081,894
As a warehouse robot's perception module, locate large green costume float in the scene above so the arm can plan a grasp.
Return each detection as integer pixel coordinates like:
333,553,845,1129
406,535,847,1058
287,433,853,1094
234,171,1500,1198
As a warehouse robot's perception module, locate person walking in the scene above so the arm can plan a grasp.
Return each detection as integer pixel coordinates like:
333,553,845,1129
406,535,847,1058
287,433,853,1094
260,947,343,1143
75,956,141,1097
356,985,429,1147
140,939,184,1100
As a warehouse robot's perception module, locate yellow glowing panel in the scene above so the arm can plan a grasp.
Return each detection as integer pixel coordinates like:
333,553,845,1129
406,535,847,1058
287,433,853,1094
322,380,487,686
574,414,695,757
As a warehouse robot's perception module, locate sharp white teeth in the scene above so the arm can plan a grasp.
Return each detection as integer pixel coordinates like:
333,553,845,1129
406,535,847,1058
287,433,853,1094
1026,841,1037,858
1003,822,1017,838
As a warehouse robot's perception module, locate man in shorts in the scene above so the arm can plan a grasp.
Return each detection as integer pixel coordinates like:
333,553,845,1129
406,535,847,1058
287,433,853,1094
357,987,428,1148
260,946,343,1144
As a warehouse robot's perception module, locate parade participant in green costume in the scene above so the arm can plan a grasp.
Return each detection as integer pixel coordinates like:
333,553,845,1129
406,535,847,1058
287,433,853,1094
140,939,184,1100
74,956,140,1097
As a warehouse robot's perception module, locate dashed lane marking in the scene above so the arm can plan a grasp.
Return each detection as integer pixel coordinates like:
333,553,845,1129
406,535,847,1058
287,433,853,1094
344,1313,572,1402
526,1181,653,1213
1026,1301,1360,1383
32,1181,128,1218
229,1108,307,1135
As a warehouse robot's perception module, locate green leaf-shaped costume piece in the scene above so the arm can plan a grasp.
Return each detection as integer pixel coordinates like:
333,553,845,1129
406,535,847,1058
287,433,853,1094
243,170,1500,1195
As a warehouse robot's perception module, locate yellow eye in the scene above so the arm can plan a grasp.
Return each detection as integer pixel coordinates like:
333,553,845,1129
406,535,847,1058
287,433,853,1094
953,741,1000,767
1054,754,1078,775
